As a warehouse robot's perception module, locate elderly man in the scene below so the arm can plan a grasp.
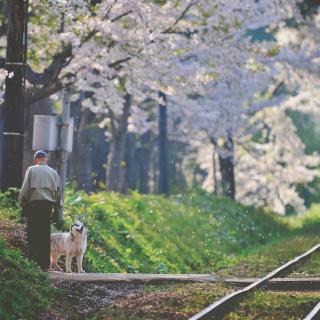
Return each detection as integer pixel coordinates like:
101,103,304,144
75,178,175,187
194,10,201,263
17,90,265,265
18,150,62,271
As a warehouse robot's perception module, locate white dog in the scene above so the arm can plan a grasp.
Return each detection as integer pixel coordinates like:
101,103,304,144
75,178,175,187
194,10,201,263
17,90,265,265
50,221,87,273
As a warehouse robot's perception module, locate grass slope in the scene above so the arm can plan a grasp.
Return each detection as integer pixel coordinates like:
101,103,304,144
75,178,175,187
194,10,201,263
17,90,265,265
0,239,53,320
217,234,320,277
0,192,54,320
1,189,320,319
63,189,287,273
217,204,320,277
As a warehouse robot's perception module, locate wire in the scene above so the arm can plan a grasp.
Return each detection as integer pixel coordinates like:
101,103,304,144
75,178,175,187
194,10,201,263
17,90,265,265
23,0,29,128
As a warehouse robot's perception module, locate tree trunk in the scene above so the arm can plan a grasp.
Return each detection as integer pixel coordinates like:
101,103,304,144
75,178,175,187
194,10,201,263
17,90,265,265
212,146,218,195
1,0,28,190
158,91,169,195
150,138,158,193
126,132,138,190
138,131,152,194
106,94,131,193
92,125,109,190
218,135,235,200
75,107,95,193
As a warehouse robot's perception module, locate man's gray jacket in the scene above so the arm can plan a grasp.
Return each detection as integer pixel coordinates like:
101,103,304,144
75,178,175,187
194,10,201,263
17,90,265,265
18,164,62,210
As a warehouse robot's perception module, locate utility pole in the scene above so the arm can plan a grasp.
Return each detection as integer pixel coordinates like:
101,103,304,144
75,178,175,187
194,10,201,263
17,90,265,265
32,92,73,224
57,90,70,223
0,0,28,190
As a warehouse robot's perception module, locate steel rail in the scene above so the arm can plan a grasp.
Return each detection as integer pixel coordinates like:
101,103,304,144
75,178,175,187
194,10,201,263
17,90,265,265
303,301,320,320
189,243,320,320
224,277,320,291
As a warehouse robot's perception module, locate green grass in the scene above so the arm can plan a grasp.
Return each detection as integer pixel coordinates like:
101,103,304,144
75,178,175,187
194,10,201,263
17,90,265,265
91,284,320,320
0,188,22,220
285,204,320,277
0,190,54,320
0,238,53,320
290,253,320,277
214,204,320,277
226,290,320,320
285,203,320,231
92,282,233,320
62,189,288,273
216,234,320,277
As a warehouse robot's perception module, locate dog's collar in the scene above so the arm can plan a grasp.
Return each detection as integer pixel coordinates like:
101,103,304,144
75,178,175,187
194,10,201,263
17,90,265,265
70,232,75,241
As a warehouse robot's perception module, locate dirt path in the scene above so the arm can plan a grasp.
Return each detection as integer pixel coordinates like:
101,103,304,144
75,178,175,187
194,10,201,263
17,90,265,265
41,280,146,319
42,280,233,320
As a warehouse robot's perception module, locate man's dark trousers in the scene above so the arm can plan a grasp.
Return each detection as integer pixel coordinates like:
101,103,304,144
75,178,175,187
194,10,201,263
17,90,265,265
23,200,53,270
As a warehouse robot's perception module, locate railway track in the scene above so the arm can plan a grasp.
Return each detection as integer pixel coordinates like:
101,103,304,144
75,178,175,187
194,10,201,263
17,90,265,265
189,242,320,320
47,272,320,290
303,301,320,320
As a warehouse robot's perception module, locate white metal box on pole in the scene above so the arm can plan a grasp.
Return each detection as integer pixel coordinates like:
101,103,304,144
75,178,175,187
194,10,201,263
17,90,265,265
32,115,59,151
32,98,74,225
32,115,74,152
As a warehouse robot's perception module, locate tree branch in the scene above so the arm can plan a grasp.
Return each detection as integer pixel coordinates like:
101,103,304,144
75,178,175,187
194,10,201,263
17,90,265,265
26,81,64,105
81,7,132,45
106,104,117,135
108,57,131,69
162,0,198,34
25,45,72,86
20,1,196,105
105,2,200,70
111,10,132,23
22,4,132,103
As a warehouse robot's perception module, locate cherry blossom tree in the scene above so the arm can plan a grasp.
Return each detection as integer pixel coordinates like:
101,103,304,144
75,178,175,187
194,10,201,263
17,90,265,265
3,0,317,212
65,0,302,193
165,2,320,213
236,105,320,214
236,4,320,213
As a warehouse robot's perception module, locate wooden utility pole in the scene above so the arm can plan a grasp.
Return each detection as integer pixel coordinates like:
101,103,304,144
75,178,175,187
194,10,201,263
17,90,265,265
58,90,71,223
0,0,28,190
158,91,169,195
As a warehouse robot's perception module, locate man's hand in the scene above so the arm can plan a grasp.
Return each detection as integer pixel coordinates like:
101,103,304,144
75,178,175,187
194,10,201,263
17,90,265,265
20,216,27,224
52,207,59,225
20,206,27,224
52,207,64,229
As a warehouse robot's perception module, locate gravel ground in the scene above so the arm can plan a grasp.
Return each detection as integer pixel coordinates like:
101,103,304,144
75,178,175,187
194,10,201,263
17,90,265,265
39,280,233,320
89,282,233,320
49,280,146,318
